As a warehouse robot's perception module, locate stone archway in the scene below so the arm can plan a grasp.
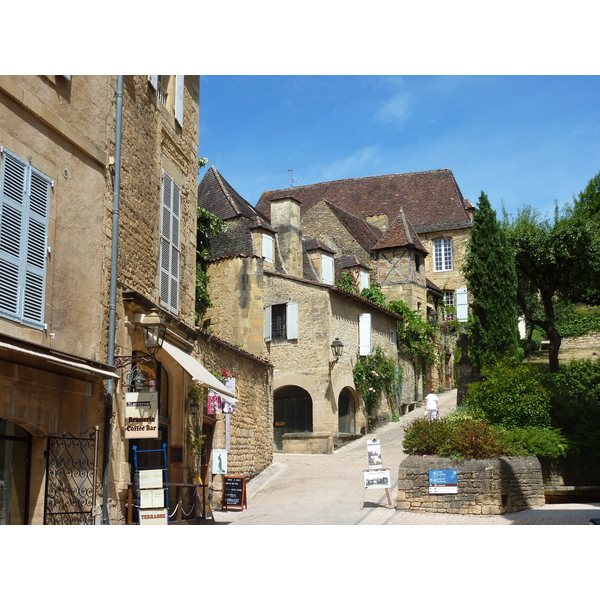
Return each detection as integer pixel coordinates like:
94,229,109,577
338,387,356,434
273,386,313,451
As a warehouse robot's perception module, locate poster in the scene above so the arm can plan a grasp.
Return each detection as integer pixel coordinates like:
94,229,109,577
207,390,222,414
429,469,458,494
125,392,159,439
367,438,383,469
140,488,165,509
138,468,164,489
364,469,391,489
212,449,228,474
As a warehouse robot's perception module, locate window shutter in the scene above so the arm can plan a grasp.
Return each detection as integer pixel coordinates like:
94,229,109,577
322,254,334,285
148,75,158,89
174,75,184,126
262,233,273,262
359,313,372,356
456,287,468,322
286,302,298,340
160,173,180,314
0,150,50,328
360,270,369,291
264,305,272,342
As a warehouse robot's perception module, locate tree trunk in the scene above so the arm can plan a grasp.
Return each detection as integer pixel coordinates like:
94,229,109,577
547,327,562,373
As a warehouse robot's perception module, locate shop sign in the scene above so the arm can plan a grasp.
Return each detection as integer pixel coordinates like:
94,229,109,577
139,508,169,525
125,392,159,439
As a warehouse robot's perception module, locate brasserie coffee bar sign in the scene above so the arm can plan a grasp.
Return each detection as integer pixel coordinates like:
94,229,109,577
125,392,159,439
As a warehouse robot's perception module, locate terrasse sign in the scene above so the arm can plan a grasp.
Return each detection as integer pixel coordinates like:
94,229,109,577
125,392,159,439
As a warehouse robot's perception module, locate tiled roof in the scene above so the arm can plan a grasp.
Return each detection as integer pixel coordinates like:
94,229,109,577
373,207,427,254
256,169,472,233
199,166,275,231
322,201,382,252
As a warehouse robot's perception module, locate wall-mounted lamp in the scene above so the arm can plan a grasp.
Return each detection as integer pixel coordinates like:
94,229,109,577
331,338,344,358
188,399,200,417
114,309,168,368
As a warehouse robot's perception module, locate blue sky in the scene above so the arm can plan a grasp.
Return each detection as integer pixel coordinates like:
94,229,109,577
199,75,600,219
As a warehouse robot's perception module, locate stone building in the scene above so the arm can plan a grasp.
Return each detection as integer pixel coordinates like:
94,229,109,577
1,75,268,525
199,166,425,453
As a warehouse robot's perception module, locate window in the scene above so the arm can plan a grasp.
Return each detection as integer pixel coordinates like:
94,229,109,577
262,233,274,263
265,302,298,342
433,237,453,271
159,172,180,314
359,313,372,356
148,75,184,126
0,149,51,329
322,254,334,285
443,290,455,320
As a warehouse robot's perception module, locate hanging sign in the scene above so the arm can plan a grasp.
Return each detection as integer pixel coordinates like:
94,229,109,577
364,469,391,489
429,469,458,494
125,392,159,439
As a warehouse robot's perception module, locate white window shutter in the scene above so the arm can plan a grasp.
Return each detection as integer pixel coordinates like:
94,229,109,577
175,75,184,126
360,270,369,291
456,287,468,322
322,254,334,285
264,305,272,342
286,302,298,340
148,75,158,89
359,313,372,356
262,233,273,262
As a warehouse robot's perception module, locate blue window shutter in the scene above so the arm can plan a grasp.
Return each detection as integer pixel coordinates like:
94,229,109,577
0,149,50,328
286,302,298,340
175,76,184,126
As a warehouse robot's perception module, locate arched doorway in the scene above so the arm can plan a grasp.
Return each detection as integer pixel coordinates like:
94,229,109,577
273,386,313,451
338,387,356,434
0,419,31,525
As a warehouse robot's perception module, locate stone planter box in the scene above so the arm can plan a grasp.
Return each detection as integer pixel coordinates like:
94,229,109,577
397,455,545,515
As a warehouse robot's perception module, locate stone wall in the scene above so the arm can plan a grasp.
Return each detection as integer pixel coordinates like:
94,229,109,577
397,455,545,515
560,331,600,349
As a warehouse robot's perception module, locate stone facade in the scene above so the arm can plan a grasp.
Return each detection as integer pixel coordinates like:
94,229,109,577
397,455,545,515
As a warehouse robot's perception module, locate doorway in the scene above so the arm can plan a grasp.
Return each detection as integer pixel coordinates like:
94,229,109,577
0,419,31,525
273,386,313,451
338,388,356,434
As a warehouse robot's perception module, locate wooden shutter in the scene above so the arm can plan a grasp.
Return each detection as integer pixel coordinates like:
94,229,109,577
0,149,50,328
456,287,468,322
262,233,273,262
175,75,184,126
148,75,158,89
286,302,298,340
322,254,334,285
264,305,272,342
359,313,372,356
160,173,180,314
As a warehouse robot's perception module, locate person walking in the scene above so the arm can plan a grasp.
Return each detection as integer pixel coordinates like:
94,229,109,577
425,390,439,421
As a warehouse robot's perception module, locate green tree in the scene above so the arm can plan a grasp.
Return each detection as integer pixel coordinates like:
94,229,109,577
503,201,598,372
462,192,520,370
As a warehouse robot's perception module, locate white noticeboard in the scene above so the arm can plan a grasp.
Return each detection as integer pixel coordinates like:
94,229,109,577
139,488,165,509
139,468,163,489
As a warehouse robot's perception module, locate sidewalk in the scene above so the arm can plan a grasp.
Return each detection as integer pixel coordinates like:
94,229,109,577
213,389,600,525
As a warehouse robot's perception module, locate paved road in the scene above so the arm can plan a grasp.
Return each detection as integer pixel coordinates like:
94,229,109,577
213,389,600,525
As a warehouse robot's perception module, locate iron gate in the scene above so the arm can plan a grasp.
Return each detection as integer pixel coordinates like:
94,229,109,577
44,426,99,525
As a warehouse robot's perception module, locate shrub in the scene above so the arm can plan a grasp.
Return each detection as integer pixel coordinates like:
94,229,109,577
403,417,511,459
502,427,569,458
463,357,551,428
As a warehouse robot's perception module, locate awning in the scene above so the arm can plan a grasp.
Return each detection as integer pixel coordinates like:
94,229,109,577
161,340,234,398
0,341,119,380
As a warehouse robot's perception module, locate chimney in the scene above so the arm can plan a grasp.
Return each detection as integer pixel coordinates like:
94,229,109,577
270,196,303,278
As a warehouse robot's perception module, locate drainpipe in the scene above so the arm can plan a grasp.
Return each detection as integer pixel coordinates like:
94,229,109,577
102,75,124,524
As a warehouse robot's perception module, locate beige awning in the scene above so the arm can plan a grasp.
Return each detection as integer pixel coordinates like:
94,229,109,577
161,340,234,398
0,341,119,380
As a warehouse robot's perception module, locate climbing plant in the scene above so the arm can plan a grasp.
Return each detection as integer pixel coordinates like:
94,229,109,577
353,346,400,430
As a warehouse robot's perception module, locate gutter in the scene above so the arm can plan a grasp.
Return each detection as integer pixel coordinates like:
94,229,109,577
101,75,124,525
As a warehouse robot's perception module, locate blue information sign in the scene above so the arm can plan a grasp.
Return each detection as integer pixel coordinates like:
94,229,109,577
428,469,458,494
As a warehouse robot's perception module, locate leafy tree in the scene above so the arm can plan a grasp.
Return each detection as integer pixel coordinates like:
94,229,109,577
462,192,520,370
503,201,599,372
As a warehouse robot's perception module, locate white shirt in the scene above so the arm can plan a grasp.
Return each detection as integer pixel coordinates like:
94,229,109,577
425,393,439,410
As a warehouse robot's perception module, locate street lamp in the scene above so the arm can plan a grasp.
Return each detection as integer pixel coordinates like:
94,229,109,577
331,338,344,358
114,308,167,368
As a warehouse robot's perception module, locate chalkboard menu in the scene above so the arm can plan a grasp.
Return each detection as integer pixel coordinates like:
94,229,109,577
222,476,247,510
